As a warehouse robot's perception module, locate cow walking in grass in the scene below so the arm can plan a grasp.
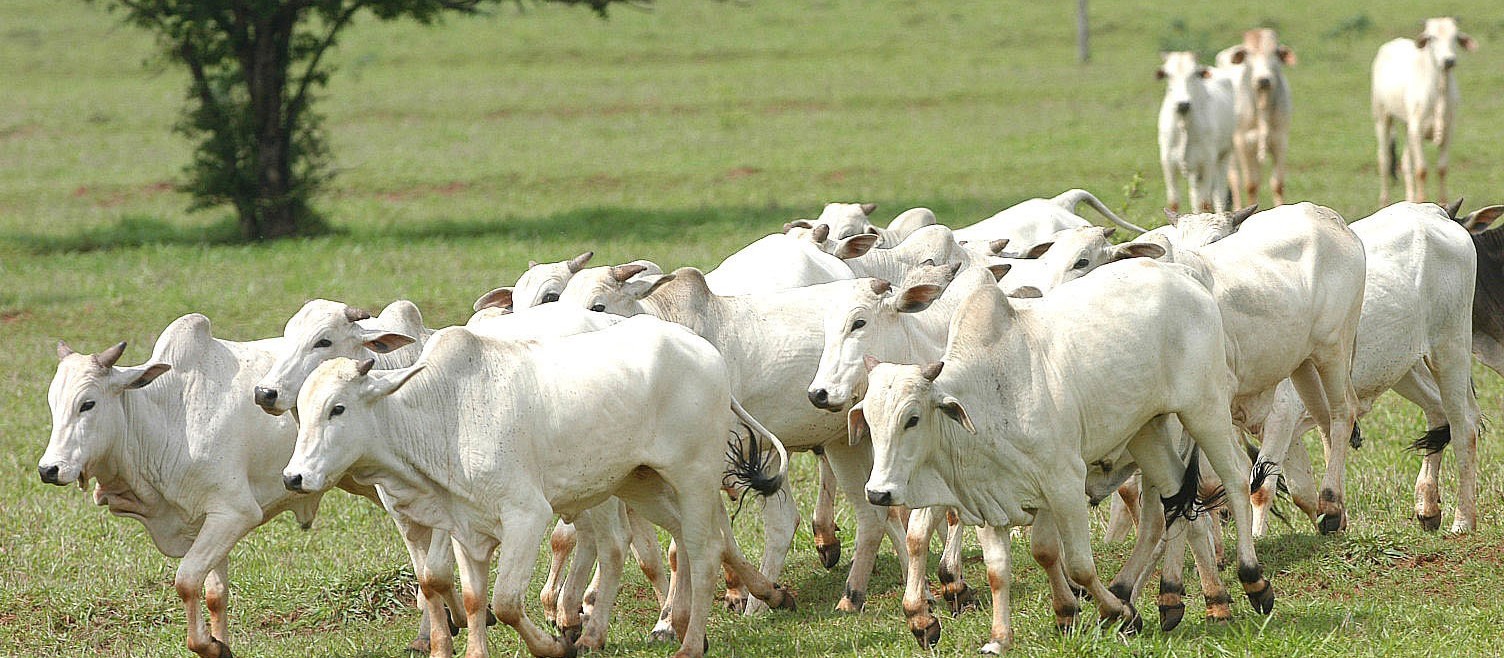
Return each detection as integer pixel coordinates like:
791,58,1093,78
1373,17,1477,205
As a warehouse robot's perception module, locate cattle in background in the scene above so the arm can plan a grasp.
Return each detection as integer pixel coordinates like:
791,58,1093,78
952,189,1147,253
1217,29,1296,207
1373,17,1477,205
789,203,938,247
282,317,795,658
1157,52,1236,213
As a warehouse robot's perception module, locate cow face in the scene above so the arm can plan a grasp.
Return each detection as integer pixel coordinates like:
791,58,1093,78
256,300,415,416
498,251,593,311
855,360,974,509
815,202,879,241
808,276,952,412
1416,17,1475,71
1157,51,1212,116
558,262,673,316
283,358,424,494
1157,204,1257,249
998,227,1163,295
1227,29,1294,93
39,341,170,487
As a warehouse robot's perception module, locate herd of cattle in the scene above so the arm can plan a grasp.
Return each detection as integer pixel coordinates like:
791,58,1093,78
34,17,1502,658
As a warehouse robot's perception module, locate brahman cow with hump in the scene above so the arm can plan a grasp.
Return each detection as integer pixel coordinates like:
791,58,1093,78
1157,51,1236,213
40,315,314,658
1373,17,1477,205
560,265,911,615
1217,28,1296,207
282,316,795,658
855,259,1274,645
952,188,1147,253
1142,203,1366,533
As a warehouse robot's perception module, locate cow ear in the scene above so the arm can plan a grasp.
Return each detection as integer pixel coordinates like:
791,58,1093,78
472,287,514,312
56,340,75,360
1277,44,1297,65
987,263,1012,281
359,328,416,354
847,403,870,446
894,284,944,313
115,363,171,390
1155,68,1167,80
365,363,425,399
860,203,878,216
624,273,677,300
834,233,880,259
1110,242,1166,262
1415,34,1432,49
1464,206,1504,233
1024,242,1054,259
1459,33,1478,52
1198,67,1213,79
938,396,976,434
1229,46,1248,65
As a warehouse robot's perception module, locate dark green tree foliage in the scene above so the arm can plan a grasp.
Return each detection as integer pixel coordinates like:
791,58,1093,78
99,0,629,240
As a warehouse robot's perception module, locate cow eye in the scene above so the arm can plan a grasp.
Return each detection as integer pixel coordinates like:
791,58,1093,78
590,304,606,313
1073,258,1090,270
542,292,560,304
904,415,919,429
851,319,866,331
329,404,345,418
313,339,332,348
79,400,95,413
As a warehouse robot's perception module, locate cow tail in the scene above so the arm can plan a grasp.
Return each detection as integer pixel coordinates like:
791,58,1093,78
1052,188,1149,235
724,396,790,498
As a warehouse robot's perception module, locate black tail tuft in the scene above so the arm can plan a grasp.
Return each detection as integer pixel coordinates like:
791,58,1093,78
724,423,783,499
1249,459,1280,494
1349,423,1364,450
1195,484,1227,517
1162,447,1204,529
1409,425,1452,456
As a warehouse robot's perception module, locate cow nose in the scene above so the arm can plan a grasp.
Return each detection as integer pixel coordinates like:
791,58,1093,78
254,386,278,407
590,304,606,313
866,488,894,506
38,464,60,485
1175,101,1191,115
808,388,829,408
1255,77,1272,90
1443,57,1457,70
283,473,304,492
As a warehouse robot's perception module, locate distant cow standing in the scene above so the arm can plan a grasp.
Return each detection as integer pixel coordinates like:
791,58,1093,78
1373,17,1477,205
1218,29,1295,207
1157,51,1237,213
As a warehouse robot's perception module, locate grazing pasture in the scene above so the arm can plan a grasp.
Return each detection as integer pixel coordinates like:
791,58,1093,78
6,0,1504,655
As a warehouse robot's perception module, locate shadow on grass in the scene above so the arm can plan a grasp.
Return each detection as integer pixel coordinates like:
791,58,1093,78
2,195,1151,253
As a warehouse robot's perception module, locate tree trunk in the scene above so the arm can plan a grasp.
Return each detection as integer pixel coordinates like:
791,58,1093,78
1076,0,1089,64
240,11,301,240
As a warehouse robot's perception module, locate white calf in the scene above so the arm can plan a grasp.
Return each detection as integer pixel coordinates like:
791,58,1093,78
1218,28,1296,207
1373,17,1477,205
1157,51,1236,213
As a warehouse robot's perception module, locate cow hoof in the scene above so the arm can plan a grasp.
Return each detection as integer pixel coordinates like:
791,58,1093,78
649,624,677,644
407,637,430,654
1317,512,1345,534
979,638,1011,655
817,542,842,570
836,587,865,613
723,594,747,614
909,615,941,649
210,638,233,658
945,583,978,616
486,606,499,627
1158,603,1185,633
770,585,798,612
1245,581,1275,615
1117,606,1143,636
1417,513,1442,532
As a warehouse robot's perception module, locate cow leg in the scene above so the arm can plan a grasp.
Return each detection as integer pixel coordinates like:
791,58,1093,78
812,450,842,570
938,509,975,615
411,525,457,657
1269,126,1288,204
1187,169,1207,214
623,505,674,641
1392,366,1449,530
1104,474,1140,544
204,560,229,643
576,504,630,651
1228,132,1249,209
380,493,459,653
1375,117,1394,206
1235,132,1258,207
1292,348,1361,536
175,510,258,658
826,441,909,612
1178,402,1273,616
901,506,947,648
1250,382,1316,536
650,541,679,642
976,525,1014,655
1404,120,1426,202
1436,127,1452,206
1431,348,1480,534
1111,416,1182,599
486,505,571,658
1162,157,1181,214
743,478,799,615
1278,432,1322,526
555,513,599,635
1105,482,1165,617
714,508,796,612
540,520,575,627
1029,514,1080,632
1044,486,1139,633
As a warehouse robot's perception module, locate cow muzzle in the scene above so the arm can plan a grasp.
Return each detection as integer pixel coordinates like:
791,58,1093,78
37,461,78,486
1175,101,1191,115
807,388,842,412
1443,57,1457,70
866,488,896,507
253,386,281,412
1255,77,1272,90
38,463,61,485
283,472,308,493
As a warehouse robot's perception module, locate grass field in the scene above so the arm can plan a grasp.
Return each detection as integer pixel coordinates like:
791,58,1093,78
6,1,1504,656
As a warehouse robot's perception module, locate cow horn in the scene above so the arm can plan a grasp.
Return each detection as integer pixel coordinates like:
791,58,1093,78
567,251,594,273
920,361,944,381
610,264,648,282
812,224,831,243
1163,208,1180,225
863,355,881,372
1446,197,1466,221
870,279,892,295
56,340,75,360
94,341,127,369
989,238,1009,255
344,307,372,322
355,358,376,377
1229,204,1259,226
860,203,878,215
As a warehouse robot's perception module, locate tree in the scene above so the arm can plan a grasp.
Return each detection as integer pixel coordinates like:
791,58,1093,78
97,0,631,240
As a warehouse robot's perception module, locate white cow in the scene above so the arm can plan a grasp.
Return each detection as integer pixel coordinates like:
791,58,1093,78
281,317,796,658
1248,202,1479,534
40,315,315,658
471,251,595,313
788,206,939,249
1142,203,1366,532
856,261,1274,643
952,189,1147,251
560,266,910,614
1217,29,1296,208
704,233,852,295
1157,51,1237,213
1373,17,1477,205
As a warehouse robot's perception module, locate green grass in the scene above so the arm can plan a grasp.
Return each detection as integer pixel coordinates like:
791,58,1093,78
6,1,1504,655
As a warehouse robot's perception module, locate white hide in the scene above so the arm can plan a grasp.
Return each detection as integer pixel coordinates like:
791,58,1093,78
952,189,1146,253
1372,17,1476,205
1216,28,1296,207
1157,52,1237,213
